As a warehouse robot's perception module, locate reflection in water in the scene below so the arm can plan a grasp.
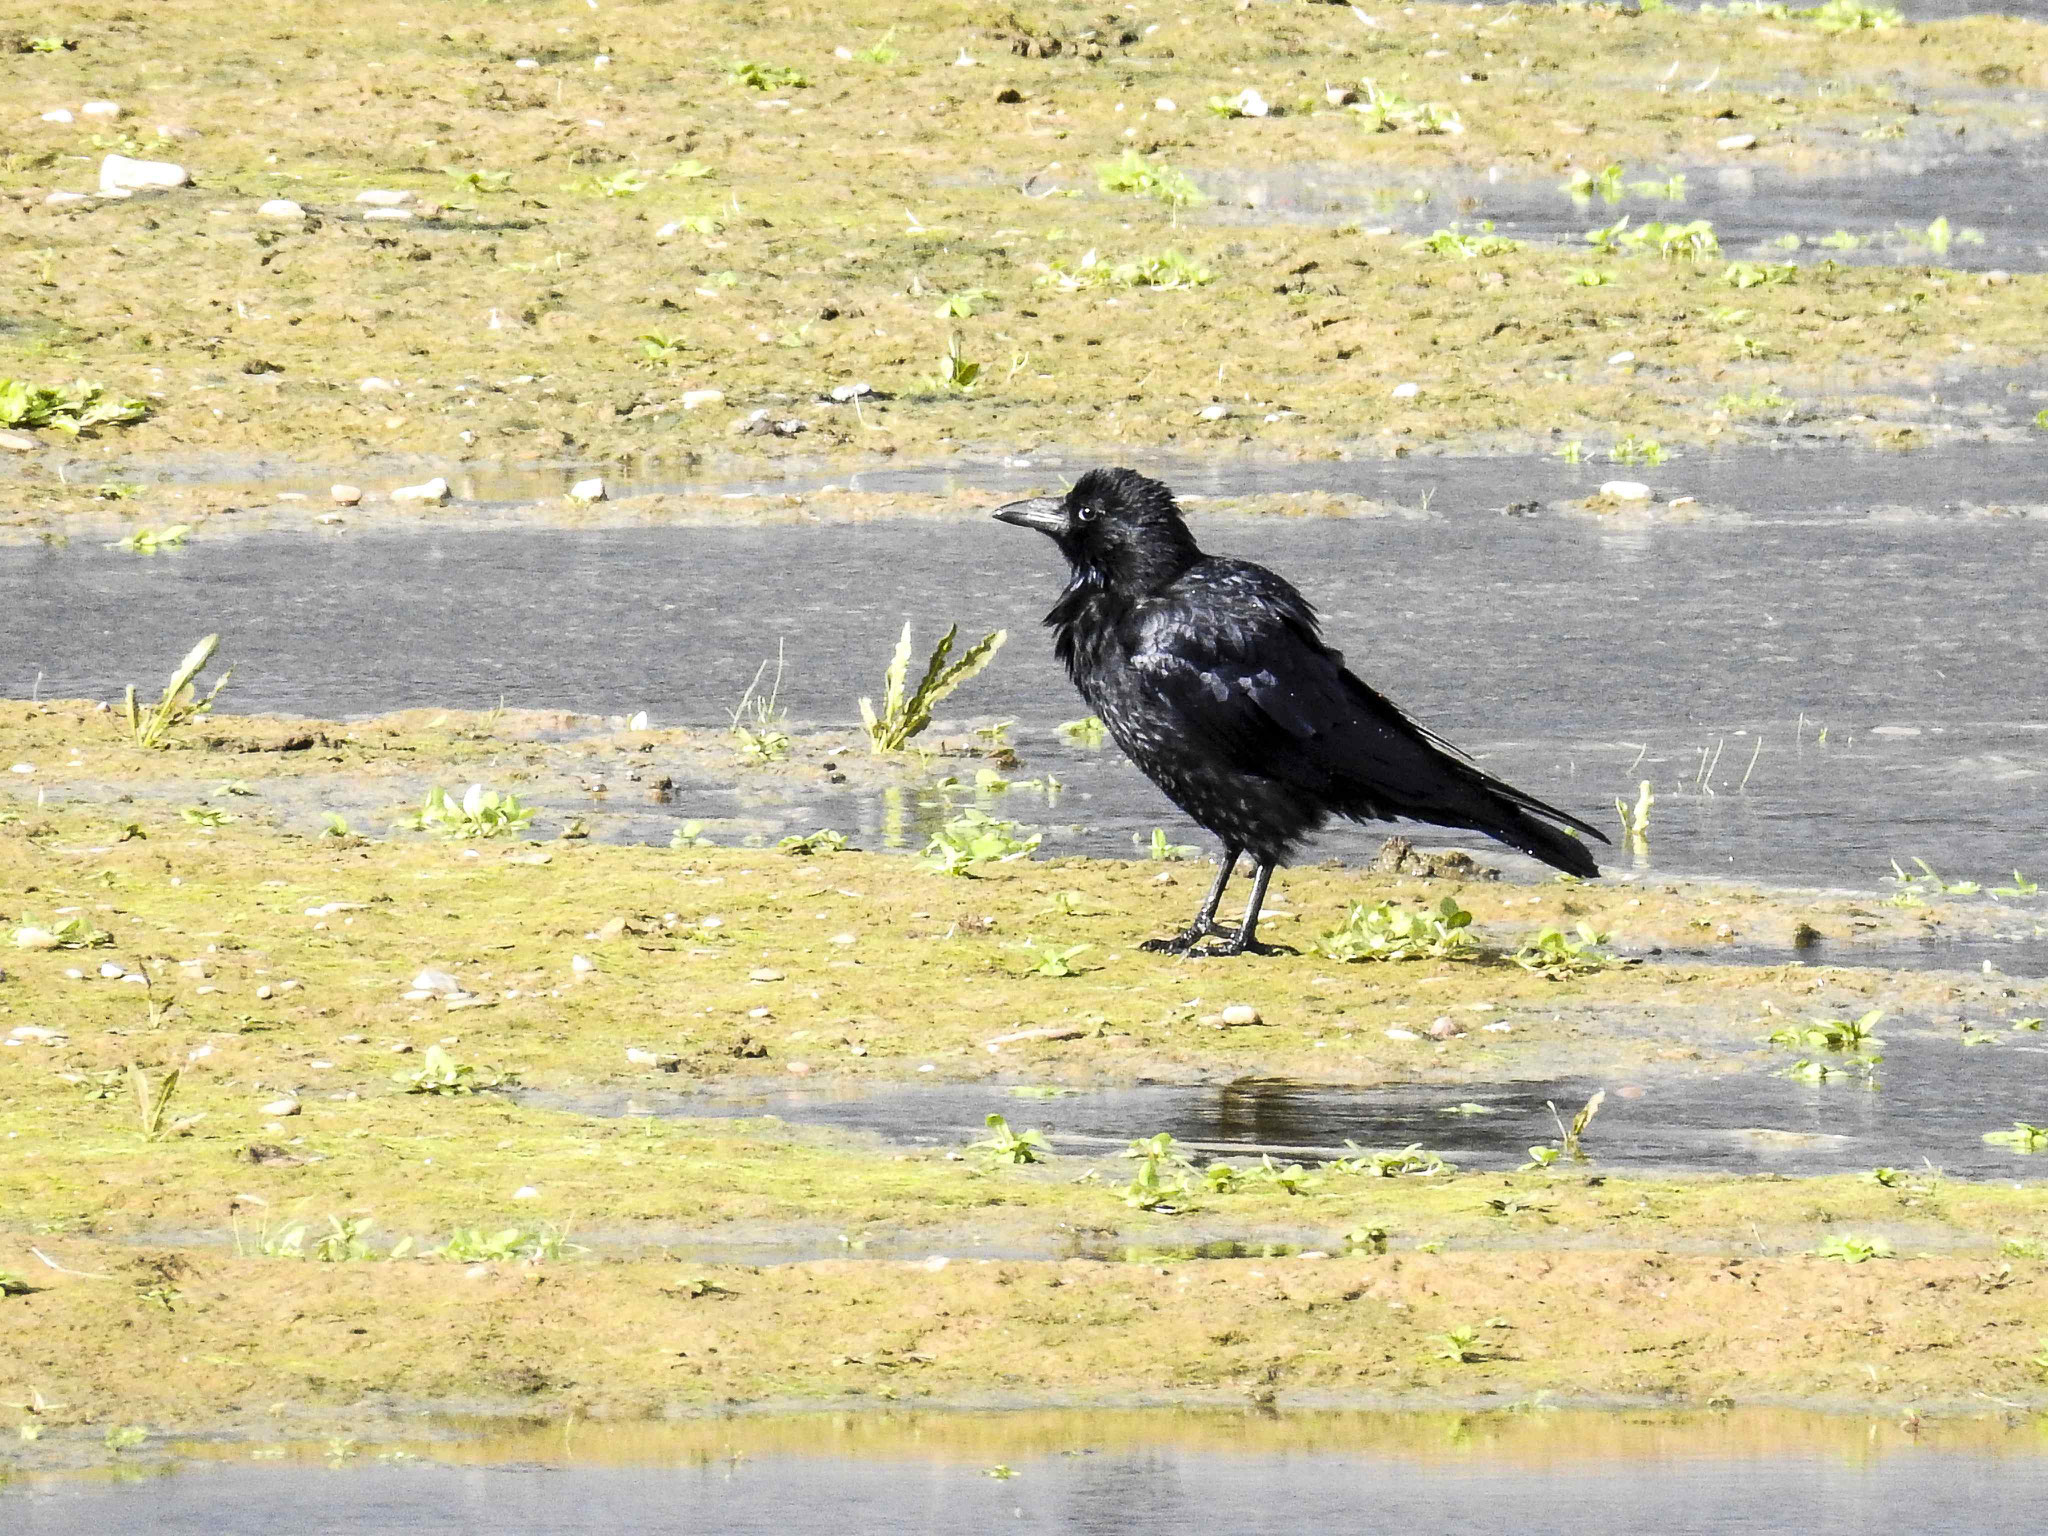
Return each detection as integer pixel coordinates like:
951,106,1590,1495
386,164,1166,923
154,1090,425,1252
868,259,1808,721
10,1408,2048,1535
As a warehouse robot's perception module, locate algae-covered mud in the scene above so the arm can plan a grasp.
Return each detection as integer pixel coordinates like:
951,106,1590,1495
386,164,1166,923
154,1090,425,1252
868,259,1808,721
4,705,2048,1448
4,0,2048,526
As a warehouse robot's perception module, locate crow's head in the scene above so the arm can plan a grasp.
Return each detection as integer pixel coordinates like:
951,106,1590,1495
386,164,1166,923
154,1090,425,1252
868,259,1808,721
993,467,1202,592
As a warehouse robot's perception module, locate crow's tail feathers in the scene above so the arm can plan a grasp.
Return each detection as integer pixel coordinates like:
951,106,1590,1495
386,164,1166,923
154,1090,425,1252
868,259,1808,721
1483,800,1603,879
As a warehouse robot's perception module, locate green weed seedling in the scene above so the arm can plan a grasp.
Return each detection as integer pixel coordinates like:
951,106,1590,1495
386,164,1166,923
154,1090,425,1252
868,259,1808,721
1615,780,1653,855
1351,80,1462,135
1992,871,2038,897
12,915,113,950
860,622,1006,752
670,822,714,849
1435,1325,1486,1363
1016,939,1092,977
924,332,982,393
1326,1142,1451,1178
129,1064,193,1142
1609,435,1668,466
1512,923,1625,978
445,167,514,194
1984,1122,2048,1153
319,812,353,838
0,377,149,437
1723,261,1798,288
405,784,534,839
1344,1225,1390,1254
849,34,901,64
0,1271,33,1297
971,1113,1050,1163
179,804,232,828
113,524,191,554
1057,715,1107,746
1140,828,1198,861
1121,1132,1196,1211
2005,1238,2048,1260
311,1216,376,1262
104,1426,149,1452
1714,387,1789,414
1243,1154,1323,1195
1764,1009,1885,1053
1900,216,1982,256
123,633,232,749
779,829,849,855
1566,268,1614,287
1561,163,1627,203
923,809,1040,874
1815,1234,1895,1262
1412,223,1521,259
1316,897,1476,963
637,332,688,365
434,1226,585,1263
729,648,791,763
727,60,808,90
1040,249,1215,291
1095,149,1205,209
397,1044,513,1096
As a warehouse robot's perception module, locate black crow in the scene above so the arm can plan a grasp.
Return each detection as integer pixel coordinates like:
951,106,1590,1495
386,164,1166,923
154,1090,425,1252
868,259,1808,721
994,467,1605,957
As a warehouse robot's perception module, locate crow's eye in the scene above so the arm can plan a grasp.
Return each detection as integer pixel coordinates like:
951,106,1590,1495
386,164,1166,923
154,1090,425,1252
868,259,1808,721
1076,503,1099,522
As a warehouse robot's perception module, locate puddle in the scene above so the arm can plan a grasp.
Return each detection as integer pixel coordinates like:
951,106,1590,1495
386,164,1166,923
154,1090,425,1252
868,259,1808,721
527,1026,2048,1178
7,1407,2047,1534
1694,933,2048,978
1194,150,2048,274
5,502,2048,890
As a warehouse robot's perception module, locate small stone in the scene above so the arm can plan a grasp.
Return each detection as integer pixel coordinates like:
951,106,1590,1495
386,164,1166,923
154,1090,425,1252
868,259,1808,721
1197,403,1232,422
919,1255,950,1272
81,100,124,120
261,1097,301,1117
363,207,414,221
1484,1021,1513,1033
626,1047,681,1070
681,388,724,409
330,484,362,506
1219,1004,1262,1027
772,417,806,436
12,928,58,951
786,1060,812,1075
571,954,596,974
566,476,607,504
1323,86,1356,107
0,432,37,453
409,968,462,995
40,109,75,124
1232,87,1271,118
99,155,190,194
44,191,91,207
1427,1016,1465,1040
749,968,785,982
1155,97,1177,112
258,198,304,218
390,477,450,504
1983,269,2013,286
1606,351,1635,366
515,57,539,69
1716,133,1757,151
1385,1026,1420,1040
357,377,397,393
1391,382,1421,399
355,189,412,206
256,984,274,1000
513,1185,539,1199
99,962,127,979
1599,480,1653,502
828,382,875,403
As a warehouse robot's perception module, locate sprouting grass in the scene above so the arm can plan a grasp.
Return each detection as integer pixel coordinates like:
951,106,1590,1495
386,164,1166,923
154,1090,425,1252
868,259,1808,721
1350,79,1462,135
178,804,232,828
320,812,354,838
129,1064,190,1142
1521,1091,1605,1170
1897,216,1983,256
1983,1122,2048,1153
1434,1325,1486,1363
847,34,900,65
924,332,982,393
1561,163,1627,203
1412,223,1521,259
1815,1234,1895,1262
402,784,534,839
1609,435,1667,466
113,524,192,554
1714,386,1789,414
1324,1142,1451,1178
1015,939,1092,977
1615,780,1653,854
727,60,808,90
1138,828,1197,861
1585,217,1719,261
1095,149,1204,209
859,622,1006,753
637,332,688,365
123,633,232,749
970,1113,1050,1163
922,809,1039,874
1764,1009,1885,1053
397,1044,514,1096
1039,249,1215,291
1512,923,1625,978
1314,897,1476,963
1057,715,1107,746
729,647,791,763
1886,857,1978,900
1993,871,2038,897
1120,1132,1196,1211
0,377,150,436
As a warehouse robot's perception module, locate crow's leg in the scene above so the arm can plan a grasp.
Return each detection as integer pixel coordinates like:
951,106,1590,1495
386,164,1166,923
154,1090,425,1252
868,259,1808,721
1141,844,1241,955
1200,860,1297,958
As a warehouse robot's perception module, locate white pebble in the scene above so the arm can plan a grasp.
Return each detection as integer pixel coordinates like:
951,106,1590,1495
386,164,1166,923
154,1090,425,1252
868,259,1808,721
390,477,450,504
410,968,462,995
355,188,412,206
571,954,596,974
258,198,304,218
1197,403,1232,421
98,961,126,979
1385,1026,1420,1040
1391,382,1421,399
40,108,75,124
81,100,124,119
363,207,414,221
566,476,607,504
1155,97,1177,112
1716,133,1757,151
99,155,190,194
1599,480,1652,502
1219,1003,1262,1027
330,484,363,506
261,1098,301,1117
680,389,724,409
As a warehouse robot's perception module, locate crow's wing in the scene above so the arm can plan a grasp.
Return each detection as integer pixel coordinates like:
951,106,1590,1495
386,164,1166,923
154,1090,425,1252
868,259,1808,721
1130,562,1602,840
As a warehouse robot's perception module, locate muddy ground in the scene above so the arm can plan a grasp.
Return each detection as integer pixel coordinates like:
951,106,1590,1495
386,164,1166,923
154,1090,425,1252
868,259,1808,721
3,702,2047,1445
3,0,2048,535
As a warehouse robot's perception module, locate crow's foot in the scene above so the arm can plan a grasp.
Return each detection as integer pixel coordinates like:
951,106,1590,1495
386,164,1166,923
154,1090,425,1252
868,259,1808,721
1140,921,1233,955
1191,937,1297,959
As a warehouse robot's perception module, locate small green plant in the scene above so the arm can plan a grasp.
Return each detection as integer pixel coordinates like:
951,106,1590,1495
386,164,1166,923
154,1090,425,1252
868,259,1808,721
923,810,1039,874
1615,780,1653,854
1984,1122,2048,1153
113,524,191,554
670,821,713,849
727,60,808,90
0,1270,33,1296
13,915,113,950
1057,715,1107,746
1343,1225,1390,1254
1435,1325,1485,1363
925,332,982,393
1016,939,1092,977
1609,434,1668,466
1412,222,1521,259
179,804,232,828
637,331,688,365
1139,828,1198,861
934,287,996,319
397,1044,513,1096
129,1064,181,1142
1585,216,1718,261
433,1225,585,1262
1521,1091,1605,1170
1557,440,1585,462
850,34,901,64
1315,897,1476,963
1723,260,1798,288
1714,386,1789,414
1512,924,1624,978
1764,1009,1885,1052
1040,249,1216,290
1561,163,1627,203
104,1425,149,1452
1993,871,2038,897
779,829,849,855
860,622,1006,752
445,167,514,194
405,784,534,839
1096,149,1205,209
574,169,648,198
1325,1142,1451,1178
1121,1132,1196,1210
728,648,791,764
0,377,150,436
1566,268,1613,287
123,633,232,749
319,812,353,838
1815,1234,1895,1262
971,1112,1050,1163
311,1216,376,1262
1350,79,1462,135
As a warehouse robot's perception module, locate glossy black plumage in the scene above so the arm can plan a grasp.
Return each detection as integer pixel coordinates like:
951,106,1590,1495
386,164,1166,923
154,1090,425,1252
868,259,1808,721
994,467,1605,955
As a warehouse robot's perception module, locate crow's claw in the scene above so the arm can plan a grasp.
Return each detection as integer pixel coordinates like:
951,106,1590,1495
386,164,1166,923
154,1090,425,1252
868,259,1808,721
1192,938,1297,959
1140,921,1232,955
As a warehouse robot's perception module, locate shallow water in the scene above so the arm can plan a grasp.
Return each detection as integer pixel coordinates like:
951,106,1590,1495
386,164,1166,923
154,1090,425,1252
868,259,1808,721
8,1408,2048,1535
1195,150,2048,274
6,483,2048,890
529,1025,2048,1178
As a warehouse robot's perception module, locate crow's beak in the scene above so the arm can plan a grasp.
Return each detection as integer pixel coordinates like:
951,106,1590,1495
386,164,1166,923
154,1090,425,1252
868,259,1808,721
992,495,1069,537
